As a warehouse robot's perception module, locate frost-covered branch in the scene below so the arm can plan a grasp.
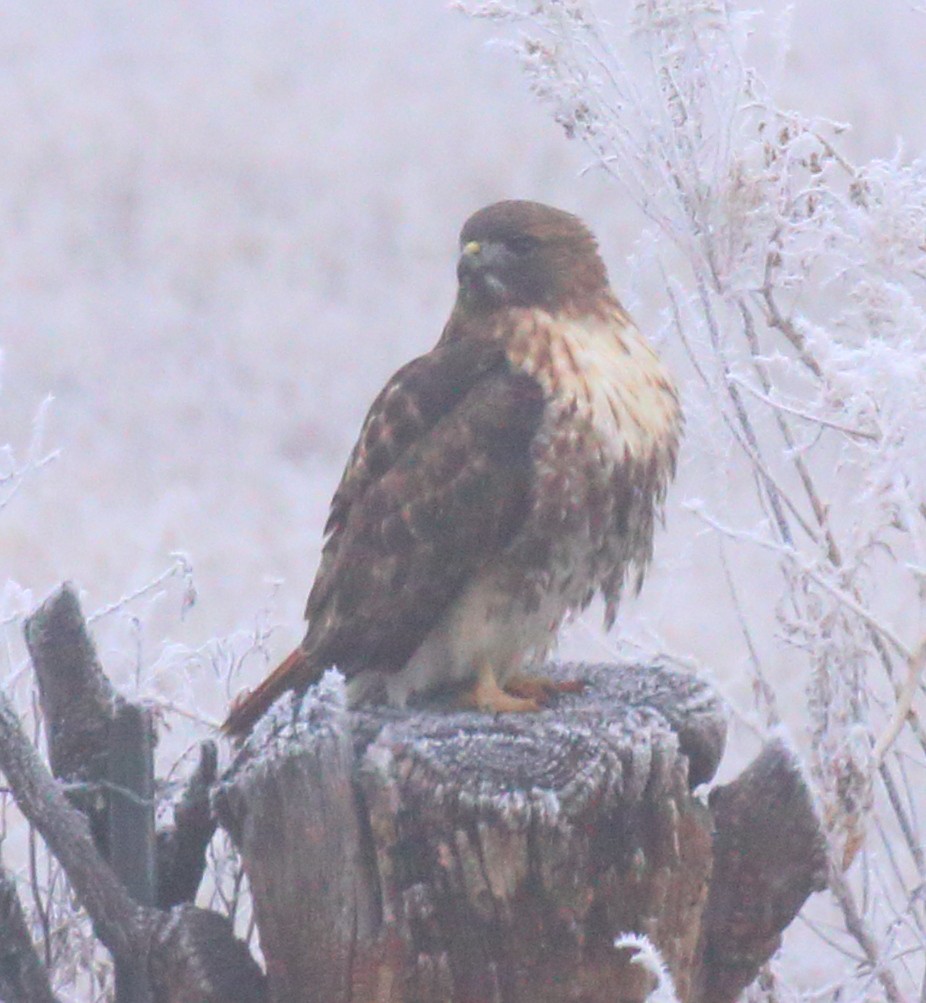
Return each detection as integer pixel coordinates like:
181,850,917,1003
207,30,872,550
88,553,197,625
0,691,141,962
0,684,265,1003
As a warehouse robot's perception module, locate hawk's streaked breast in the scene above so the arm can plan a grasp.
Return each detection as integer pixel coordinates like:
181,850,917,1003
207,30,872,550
507,304,680,469
499,302,681,630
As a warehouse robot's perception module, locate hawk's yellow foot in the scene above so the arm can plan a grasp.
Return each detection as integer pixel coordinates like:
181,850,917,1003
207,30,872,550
504,674,586,704
458,662,542,714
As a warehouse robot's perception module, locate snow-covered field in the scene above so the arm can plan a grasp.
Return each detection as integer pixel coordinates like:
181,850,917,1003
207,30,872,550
3,0,926,994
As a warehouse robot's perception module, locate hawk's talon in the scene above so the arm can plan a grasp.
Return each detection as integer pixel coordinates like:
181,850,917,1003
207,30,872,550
458,661,543,714
504,674,587,704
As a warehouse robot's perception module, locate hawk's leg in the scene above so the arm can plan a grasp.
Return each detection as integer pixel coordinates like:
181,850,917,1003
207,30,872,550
458,660,542,714
504,673,586,705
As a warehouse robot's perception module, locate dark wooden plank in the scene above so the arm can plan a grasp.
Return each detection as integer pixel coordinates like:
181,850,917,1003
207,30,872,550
108,702,157,1002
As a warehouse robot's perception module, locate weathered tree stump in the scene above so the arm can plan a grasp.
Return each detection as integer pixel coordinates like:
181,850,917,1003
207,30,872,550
215,663,825,1003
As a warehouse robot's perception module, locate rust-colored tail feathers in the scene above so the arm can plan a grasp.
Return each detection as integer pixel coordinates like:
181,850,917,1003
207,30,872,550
221,647,319,738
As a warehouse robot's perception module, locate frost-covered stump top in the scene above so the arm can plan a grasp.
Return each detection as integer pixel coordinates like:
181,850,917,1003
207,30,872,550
354,660,725,813
216,662,734,1003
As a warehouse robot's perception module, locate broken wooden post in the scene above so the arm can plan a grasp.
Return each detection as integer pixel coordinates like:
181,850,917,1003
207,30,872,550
24,582,120,853
23,583,218,910
216,662,825,1002
10,583,264,1003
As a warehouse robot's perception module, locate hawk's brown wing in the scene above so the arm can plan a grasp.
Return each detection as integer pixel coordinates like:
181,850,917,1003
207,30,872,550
320,339,510,537
303,341,544,678
309,338,514,608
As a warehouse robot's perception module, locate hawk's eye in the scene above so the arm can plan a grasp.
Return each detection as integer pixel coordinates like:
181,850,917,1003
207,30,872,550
506,235,537,256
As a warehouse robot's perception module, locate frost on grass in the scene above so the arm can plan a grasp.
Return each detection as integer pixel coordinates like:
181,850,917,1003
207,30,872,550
461,0,926,999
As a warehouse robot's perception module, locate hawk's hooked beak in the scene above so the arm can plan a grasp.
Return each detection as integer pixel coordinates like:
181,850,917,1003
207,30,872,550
458,240,483,277
457,240,486,287
457,239,511,304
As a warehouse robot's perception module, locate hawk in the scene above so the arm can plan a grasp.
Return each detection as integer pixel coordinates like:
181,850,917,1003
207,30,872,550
223,200,681,737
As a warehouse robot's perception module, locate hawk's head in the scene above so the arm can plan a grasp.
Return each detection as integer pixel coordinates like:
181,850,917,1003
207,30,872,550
455,200,610,315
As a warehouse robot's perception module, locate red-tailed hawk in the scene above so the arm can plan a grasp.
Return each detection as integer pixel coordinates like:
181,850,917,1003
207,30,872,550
223,200,680,737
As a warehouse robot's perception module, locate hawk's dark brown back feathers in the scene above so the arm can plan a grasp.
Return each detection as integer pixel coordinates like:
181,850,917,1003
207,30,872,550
222,200,681,737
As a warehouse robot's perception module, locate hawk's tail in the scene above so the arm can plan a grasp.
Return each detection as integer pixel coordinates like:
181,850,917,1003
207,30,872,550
221,647,320,739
